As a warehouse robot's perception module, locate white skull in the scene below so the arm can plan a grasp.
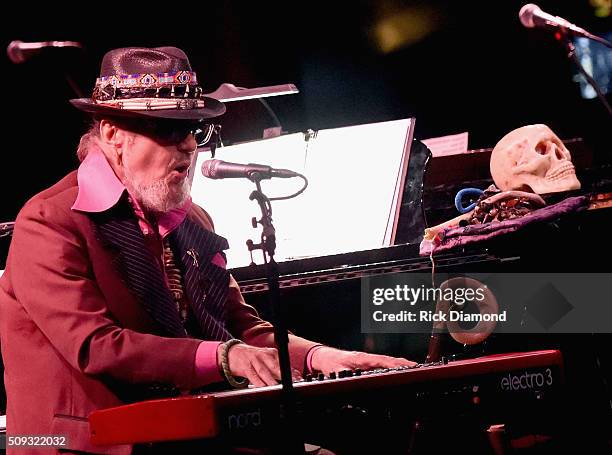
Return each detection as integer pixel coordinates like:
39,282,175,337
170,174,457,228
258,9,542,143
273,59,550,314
490,124,581,194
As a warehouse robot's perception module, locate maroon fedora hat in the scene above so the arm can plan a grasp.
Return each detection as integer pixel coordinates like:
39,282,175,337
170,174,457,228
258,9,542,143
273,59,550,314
70,46,225,120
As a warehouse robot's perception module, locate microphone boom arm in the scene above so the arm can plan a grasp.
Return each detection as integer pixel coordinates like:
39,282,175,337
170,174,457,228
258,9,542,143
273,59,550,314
519,4,612,48
558,30,612,117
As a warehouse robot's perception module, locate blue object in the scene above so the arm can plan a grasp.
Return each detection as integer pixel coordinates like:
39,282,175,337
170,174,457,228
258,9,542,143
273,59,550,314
455,188,484,213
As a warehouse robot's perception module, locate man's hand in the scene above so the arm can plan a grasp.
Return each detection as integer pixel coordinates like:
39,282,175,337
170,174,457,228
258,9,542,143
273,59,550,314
218,343,302,387
310,346,417,376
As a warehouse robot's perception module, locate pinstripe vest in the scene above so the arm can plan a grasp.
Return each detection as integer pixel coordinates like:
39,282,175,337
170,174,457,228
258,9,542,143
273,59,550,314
91,199,233,341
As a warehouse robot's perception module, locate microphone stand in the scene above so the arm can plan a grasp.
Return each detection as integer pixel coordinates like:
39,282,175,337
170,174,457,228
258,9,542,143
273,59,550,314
556,30,612,118
246,173,305,454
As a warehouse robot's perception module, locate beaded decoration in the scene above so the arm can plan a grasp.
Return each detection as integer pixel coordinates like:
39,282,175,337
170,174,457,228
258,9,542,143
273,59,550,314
163,238,188,324
96,98,204,111
96,70,198,90
92,70,205,111
221,339,249,388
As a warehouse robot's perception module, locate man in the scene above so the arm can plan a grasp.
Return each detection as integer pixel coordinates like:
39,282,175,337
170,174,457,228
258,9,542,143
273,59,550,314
0,47,413,454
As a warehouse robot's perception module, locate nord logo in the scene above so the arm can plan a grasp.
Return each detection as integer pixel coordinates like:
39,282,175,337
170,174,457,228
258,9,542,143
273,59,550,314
500,368,554,391
227,409,262,430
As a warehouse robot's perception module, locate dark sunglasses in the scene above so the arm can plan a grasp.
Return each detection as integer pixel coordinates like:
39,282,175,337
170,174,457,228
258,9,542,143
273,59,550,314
114,118,216,147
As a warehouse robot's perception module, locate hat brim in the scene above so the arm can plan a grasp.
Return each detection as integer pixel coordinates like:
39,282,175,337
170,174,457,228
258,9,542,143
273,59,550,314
69,96,226,120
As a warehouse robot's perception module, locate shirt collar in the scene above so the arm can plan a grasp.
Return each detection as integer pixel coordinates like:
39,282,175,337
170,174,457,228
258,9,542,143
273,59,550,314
72,146,192,237
72,145,125,213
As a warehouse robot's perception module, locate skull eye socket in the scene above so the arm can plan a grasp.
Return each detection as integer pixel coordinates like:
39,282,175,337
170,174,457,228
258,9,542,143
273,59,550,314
535,139,567,159
553,139,567,159
535,142,548,155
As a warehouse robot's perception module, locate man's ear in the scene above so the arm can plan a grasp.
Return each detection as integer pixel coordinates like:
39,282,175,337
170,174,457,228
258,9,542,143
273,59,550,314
99,120,127,165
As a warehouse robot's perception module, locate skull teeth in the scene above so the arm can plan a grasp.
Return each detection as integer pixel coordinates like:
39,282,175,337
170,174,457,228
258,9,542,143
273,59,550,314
546,163,576,181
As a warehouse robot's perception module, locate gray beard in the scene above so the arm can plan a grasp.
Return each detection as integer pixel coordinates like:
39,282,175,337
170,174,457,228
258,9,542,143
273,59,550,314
123,169,191,213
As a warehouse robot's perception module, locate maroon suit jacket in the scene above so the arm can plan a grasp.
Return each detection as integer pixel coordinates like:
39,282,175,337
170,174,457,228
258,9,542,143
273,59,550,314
0,171,317,454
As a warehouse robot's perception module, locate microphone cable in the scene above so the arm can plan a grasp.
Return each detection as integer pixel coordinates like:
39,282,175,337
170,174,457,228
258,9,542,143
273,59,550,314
268,173,309,201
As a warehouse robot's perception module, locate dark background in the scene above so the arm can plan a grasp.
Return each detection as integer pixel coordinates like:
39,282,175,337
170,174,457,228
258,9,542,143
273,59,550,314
0,1,611,441
0,0,610,263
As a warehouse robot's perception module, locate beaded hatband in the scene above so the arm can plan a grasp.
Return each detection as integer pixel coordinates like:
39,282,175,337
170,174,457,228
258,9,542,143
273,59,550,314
92,70,205,111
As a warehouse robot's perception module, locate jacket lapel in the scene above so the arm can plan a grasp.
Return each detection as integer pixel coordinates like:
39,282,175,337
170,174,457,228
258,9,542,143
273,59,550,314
91,202,187,338
169,217,233,341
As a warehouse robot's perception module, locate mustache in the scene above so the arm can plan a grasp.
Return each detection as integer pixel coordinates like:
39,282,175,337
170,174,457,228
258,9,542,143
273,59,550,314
171,159,192,172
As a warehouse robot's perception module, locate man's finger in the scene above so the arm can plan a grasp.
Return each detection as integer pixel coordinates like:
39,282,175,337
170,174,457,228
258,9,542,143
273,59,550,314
245,365,267,388
292,368,303,382
353,353,417,370
373,354,416,367
254,361,280,386
261,351,283,380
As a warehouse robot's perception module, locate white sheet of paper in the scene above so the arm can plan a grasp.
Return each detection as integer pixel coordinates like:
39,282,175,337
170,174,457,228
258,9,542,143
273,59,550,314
421,131,469,157
191,118,414,268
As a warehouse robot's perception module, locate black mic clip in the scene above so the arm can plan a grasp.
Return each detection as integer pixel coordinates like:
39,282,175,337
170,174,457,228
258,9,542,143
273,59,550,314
247,188,276,264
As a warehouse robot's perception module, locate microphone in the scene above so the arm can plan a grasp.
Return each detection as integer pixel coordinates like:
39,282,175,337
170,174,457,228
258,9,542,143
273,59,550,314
201,159,298,180
7,40,83,64
519,4,591,38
